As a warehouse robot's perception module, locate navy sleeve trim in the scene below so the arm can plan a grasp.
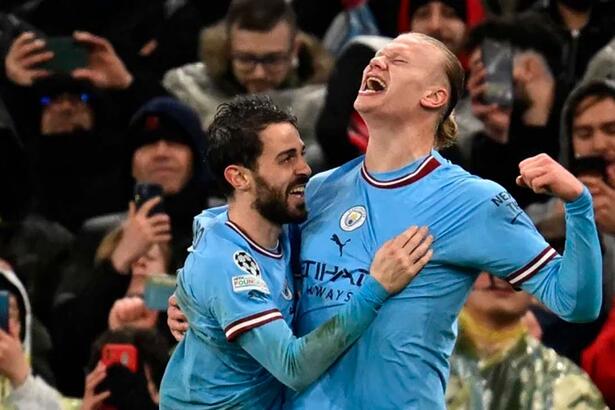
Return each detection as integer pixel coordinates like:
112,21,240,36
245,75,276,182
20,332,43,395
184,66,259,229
224,309,283,342
506,246,558,287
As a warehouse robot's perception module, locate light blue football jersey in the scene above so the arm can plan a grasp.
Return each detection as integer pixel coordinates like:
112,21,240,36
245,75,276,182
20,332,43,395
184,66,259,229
288,150,568,409
160,210,295,410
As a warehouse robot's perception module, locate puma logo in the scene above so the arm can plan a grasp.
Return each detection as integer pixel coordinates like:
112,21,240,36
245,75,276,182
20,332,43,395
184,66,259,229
330,234,351,256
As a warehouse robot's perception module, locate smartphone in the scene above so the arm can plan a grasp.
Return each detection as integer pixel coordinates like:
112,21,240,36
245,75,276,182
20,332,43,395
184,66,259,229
481,39,513,108
101,343,138,373
134,182,164,215
39,37,89,74
572,155,607,179
144,274,176,311
0,291,9,332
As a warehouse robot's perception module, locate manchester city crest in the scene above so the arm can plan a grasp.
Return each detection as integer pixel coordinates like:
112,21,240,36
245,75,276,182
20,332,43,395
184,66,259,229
340,206,367,232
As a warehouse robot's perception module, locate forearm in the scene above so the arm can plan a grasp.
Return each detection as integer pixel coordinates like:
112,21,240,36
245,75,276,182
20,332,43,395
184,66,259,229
239,276,388,391
528,188,602,322
6,374,62,410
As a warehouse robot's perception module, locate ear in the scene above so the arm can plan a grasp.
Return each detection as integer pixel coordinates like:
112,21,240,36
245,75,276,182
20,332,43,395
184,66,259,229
224,165,251,192
420,87,448,110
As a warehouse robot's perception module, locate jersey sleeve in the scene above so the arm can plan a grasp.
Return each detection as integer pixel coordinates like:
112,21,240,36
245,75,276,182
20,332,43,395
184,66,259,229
237,275,389,392
453,183,602,322
452,183,556,287
177,246,283,342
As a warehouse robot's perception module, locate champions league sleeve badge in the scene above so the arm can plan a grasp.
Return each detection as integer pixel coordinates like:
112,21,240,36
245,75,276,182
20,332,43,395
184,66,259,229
233,251,261,276
340,206,367,232
232,251,270,294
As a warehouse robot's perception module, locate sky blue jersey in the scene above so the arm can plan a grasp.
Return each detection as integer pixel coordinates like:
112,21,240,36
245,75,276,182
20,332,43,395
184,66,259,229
159,208,391,409
288,150,601,410
160,210,295,409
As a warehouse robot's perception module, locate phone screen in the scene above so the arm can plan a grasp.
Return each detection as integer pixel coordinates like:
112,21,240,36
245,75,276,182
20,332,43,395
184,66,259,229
0,291,8,332
134,182,164,215
571,155,607,178
481,39,513,108
40,37,88,74
144,274,176,311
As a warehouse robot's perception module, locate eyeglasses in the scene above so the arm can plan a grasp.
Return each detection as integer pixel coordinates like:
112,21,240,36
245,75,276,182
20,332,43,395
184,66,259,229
40,93,90,106
231,51,291,72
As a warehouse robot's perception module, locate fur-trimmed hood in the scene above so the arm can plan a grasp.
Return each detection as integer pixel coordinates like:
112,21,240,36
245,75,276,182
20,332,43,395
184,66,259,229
198,22,333,93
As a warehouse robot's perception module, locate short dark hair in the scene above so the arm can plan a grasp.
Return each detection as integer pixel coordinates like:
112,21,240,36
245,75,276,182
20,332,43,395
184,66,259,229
206,96,297,197
226,0,297,36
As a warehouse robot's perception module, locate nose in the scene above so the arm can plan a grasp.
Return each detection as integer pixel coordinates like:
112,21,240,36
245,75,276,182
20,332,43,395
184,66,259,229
592,132,608,154
154,140,170,154
368,55,387,71
251,63,267,79
427,13,442,33
296,155,312,177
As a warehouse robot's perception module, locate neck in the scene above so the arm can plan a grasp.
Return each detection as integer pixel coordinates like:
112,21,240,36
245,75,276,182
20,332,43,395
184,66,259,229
363,115,435,172
227,198,282,249
460,308,526,359
557,2,590,30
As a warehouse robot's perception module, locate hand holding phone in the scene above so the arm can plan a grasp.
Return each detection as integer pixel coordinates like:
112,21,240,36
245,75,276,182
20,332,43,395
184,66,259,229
134,182,164,216
572,155,607,179
39,37,89,74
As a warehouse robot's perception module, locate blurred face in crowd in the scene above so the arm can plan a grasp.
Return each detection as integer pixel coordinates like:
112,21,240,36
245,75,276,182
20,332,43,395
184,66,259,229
41,92,94,135
465,272,533,324
229,21,298,94
250,122,311,224
132,140,193,195
572,95,615,186
410,2,466,55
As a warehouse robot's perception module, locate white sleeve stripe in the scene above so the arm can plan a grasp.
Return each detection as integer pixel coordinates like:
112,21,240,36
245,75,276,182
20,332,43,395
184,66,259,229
225,310,283,341
508,247,558,285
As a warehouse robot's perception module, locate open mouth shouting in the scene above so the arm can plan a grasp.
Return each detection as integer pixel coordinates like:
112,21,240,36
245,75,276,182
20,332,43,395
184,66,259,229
359,75,387,95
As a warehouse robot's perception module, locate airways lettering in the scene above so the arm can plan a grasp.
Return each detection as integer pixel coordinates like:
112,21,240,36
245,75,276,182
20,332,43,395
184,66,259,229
305,284,354,302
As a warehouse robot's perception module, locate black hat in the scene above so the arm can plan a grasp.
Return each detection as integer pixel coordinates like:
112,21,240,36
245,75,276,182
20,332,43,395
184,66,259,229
409,0,467,21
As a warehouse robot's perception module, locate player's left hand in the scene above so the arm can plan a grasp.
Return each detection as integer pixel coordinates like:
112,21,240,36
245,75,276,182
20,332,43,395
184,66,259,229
516,153,584,202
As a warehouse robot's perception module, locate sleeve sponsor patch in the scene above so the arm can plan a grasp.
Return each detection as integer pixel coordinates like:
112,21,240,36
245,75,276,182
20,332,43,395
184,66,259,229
232,274,270,294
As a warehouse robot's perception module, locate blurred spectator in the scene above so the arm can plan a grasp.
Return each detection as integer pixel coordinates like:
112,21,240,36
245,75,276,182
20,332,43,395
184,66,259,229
82,328,170,410
582,36,615,84
163,0,333,170
0,264,80,409
446,272,607,409
525,76,615,365
523,0,615,94
2,31,166,232
465,16,564,208
51,97,207,396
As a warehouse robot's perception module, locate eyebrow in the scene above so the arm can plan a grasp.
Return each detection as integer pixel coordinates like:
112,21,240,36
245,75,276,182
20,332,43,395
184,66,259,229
275,147,303,160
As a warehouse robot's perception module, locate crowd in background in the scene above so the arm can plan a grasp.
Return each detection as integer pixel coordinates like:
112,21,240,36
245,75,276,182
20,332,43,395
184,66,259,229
0,0,614,408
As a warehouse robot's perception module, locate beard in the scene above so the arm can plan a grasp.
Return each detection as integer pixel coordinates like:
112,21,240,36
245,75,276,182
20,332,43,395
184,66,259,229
252,173,308,225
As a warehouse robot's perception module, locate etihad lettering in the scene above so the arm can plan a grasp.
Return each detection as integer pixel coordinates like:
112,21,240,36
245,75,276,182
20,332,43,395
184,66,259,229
301,260,369,287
